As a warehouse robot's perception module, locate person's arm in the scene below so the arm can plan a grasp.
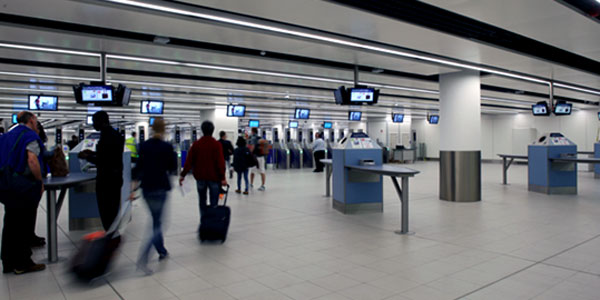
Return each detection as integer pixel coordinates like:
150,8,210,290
215,143,226,185
179,143,195,185
27,150,44,195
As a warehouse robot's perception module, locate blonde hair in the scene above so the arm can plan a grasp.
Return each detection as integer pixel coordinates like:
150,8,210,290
152,117,166,135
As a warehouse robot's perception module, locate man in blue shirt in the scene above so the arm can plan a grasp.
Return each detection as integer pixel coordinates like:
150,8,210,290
0,111,46,274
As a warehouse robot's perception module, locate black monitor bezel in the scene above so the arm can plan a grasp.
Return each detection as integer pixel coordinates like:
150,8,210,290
227,104,246,117
140,100,165,115
27,94,59,111
348,111,362,121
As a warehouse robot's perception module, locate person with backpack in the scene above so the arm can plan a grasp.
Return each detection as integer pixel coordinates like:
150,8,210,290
248,128,266,191
218,131,234,179
232,137,252,195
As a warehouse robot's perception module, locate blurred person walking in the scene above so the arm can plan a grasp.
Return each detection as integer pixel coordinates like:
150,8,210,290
232,137,252,194
125,131,139,163
131,118,177,275
78,111,124,231
0,111,46,274
218,131,234,179
179,121,227,229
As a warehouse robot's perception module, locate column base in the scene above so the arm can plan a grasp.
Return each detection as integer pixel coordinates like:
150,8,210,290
439,150,481,202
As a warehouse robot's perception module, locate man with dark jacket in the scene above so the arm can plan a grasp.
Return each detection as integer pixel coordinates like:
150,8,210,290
180,121,227,223
0,111,46,274
218,131,234,179
78,111,124,231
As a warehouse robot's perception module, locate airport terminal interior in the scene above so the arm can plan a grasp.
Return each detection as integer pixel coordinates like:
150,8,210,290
1,0,600,299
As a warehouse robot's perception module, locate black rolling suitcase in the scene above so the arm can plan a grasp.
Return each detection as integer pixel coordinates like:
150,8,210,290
199,185,231,243
71,202,131,281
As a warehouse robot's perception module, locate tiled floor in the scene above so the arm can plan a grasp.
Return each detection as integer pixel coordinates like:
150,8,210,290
2,161,600,300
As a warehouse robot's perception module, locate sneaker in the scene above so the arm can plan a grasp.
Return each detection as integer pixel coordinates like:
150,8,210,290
235,189,241,194
14,263,46,275
136,263,153,276
250,184,254,189
158,252,169,261
243,191,249,195
258,186,265,191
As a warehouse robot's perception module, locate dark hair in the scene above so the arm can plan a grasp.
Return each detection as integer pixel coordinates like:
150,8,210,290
0,127,4,134
201,121,215,136
71,135,77,140
219,131,226,138
251,127,258,134
92,111,109,126
236,136,246,147
37,121,47,143
132,132,136,137
17,111,35,124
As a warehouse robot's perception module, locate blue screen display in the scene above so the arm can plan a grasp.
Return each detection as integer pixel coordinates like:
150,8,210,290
249,120,259,128
323,122,332,129
348,111,362,121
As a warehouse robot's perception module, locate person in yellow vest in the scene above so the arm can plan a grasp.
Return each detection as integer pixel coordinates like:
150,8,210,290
125,131,139,163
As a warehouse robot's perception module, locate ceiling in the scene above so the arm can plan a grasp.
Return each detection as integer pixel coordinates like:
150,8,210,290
0,0,598,129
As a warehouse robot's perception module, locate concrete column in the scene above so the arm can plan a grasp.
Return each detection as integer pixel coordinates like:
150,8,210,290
439,70,481,202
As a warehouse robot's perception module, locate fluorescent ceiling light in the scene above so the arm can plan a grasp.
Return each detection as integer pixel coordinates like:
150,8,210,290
553,83,600,96
103,0,549,85
0,42,100,57
0,87,72,94
0,71,98,81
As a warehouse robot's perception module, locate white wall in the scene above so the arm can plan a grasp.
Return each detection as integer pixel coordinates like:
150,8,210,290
200,108,238,141
414,110,600,160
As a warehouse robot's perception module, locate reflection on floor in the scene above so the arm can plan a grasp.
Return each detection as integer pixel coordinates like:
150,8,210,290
2,161,600,300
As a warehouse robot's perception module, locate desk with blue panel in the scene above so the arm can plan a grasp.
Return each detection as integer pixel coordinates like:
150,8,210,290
332,132,383,213
528,133,577,195
68,133,132,230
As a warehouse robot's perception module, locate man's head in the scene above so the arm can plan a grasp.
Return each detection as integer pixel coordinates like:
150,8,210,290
17,111,38,134
201,121,215,137
131,131,136,138
71,135,78,141
251,127,258,135
92,111,110,131
219,131,226,139
315,132,320,139
152,117,166,136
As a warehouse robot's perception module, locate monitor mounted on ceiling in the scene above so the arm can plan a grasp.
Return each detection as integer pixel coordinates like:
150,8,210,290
28,95,58,111
348,111,362,121
392,113,404,123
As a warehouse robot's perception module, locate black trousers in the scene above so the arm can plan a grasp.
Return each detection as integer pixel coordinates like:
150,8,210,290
314,150,325,171
96,177,123,231
1,179,42,269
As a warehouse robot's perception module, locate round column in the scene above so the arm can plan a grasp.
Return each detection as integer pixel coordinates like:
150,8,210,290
439,70,481,202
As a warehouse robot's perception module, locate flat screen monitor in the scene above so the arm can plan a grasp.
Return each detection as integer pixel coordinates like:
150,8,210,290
323,122,332,129
598,112,600,120
28,95,58,111
149,117,156,125
348,111,362,121
81,85,113,102
553,103,572,115
86,115,94,125
141,100,164,114
249,120,259,128
294,108,310,119
12,114,17,124
227,104,246,117
349,88,375,103
532,103,549,116
289,121,298,128
392,113,404,123
428,115,439,124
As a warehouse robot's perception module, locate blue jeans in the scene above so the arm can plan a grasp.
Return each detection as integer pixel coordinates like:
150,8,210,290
138,189,168,266
196,180,220,218
237,170,249,192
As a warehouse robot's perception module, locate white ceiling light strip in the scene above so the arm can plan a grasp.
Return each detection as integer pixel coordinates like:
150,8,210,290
0,87,72,94
553,83,600,96
0,71,98,81
0,42,101,57
102,0,550,85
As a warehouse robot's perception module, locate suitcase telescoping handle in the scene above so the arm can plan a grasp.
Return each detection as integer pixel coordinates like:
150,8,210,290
106,200,133,236
220,184,229,206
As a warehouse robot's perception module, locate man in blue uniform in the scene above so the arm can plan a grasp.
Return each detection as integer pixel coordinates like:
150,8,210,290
0,111,46,274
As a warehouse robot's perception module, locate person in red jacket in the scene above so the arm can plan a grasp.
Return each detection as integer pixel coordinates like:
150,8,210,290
179,121,227,223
